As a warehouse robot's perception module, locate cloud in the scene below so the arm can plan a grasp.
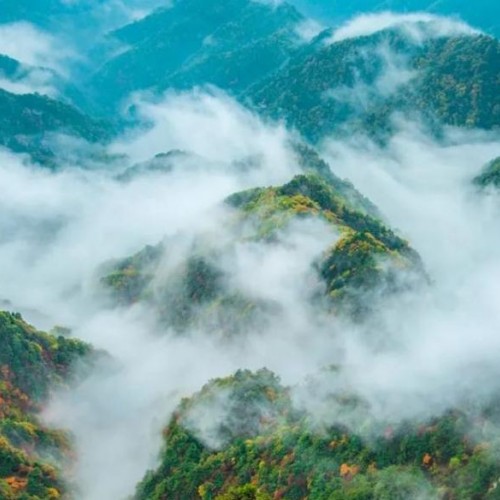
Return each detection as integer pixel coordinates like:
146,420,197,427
330,12,481,44
325,42,416,111
302,121,500,428
295,18,326,42
0,90,309,498
2,82,500,500
0,67,59,96
87,0,173,27
0,22,73,74
113,88,298,186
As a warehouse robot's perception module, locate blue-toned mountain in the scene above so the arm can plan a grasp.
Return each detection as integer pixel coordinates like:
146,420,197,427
90,0,305,110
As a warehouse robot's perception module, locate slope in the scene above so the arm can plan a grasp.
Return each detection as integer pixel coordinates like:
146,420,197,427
247,30,500,140
0,88,111,164
0,311,93,499
101,150,423,330
136,369,500,500
89,0,304,109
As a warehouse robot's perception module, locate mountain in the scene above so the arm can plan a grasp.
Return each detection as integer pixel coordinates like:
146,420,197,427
88,0,500,142
0,311,92,499
0,88,111,164
89,0,304,109
1,2,499,499
136,369,500,500
474,157,500,189
247,30,500,140
101,150,423,328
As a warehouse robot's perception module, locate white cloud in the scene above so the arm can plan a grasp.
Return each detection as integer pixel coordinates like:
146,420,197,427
295,18,325,42
326,42,416,111
0,91,303,498
0,22,73,73
2,85,500,499
0,67,59,96
113,88,298,186
330,11,481,44
309,122,500,427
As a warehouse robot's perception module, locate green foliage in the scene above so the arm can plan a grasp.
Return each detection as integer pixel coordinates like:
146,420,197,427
409,36,500,130
0,311,93,499
102,168,423,327
474,157,500,189
248,30,500,140
90,0,303,109
0,311,91,401
230,173,424,316
100,244,163,304
136,370,500,500
373,466,436,499
0,88,111,164
291,143,380,218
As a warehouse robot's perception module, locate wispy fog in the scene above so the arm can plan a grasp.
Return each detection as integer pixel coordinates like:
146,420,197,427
0,7,499,500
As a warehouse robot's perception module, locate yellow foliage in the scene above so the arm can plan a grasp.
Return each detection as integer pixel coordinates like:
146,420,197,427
198,484,208,498
46,488,61,499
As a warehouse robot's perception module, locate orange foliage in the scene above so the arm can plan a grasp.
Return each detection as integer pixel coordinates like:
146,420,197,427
340,463,360,479
422,453,433,467
5,476,28,492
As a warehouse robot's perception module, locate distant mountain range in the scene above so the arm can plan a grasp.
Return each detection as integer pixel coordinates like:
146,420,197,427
87,0,500,142
0,0,498,161
0,3,500,498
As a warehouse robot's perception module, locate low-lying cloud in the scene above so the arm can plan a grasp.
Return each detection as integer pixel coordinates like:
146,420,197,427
0,22,73,73
113,89,297,185
330,11,481,44
0,15,499,499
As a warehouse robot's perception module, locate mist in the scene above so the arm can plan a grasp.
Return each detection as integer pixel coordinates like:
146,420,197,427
291,123,500,428
15,98,500,497
1,5,500,500
329,11,481,43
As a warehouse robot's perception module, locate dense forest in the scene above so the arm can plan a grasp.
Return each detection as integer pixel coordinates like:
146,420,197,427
136,370,500,500
0,312,93,499
0,0,499,499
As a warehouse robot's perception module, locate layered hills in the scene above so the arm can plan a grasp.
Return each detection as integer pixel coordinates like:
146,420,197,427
0,1,499,499
101,150,423,330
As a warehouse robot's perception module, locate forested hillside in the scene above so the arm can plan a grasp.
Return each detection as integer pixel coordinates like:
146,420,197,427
0,88,110,164
248,31,500,139
90,0,304,109
101,155,423,329
0,1,499,499
0,312,92,499
136,369,500,500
